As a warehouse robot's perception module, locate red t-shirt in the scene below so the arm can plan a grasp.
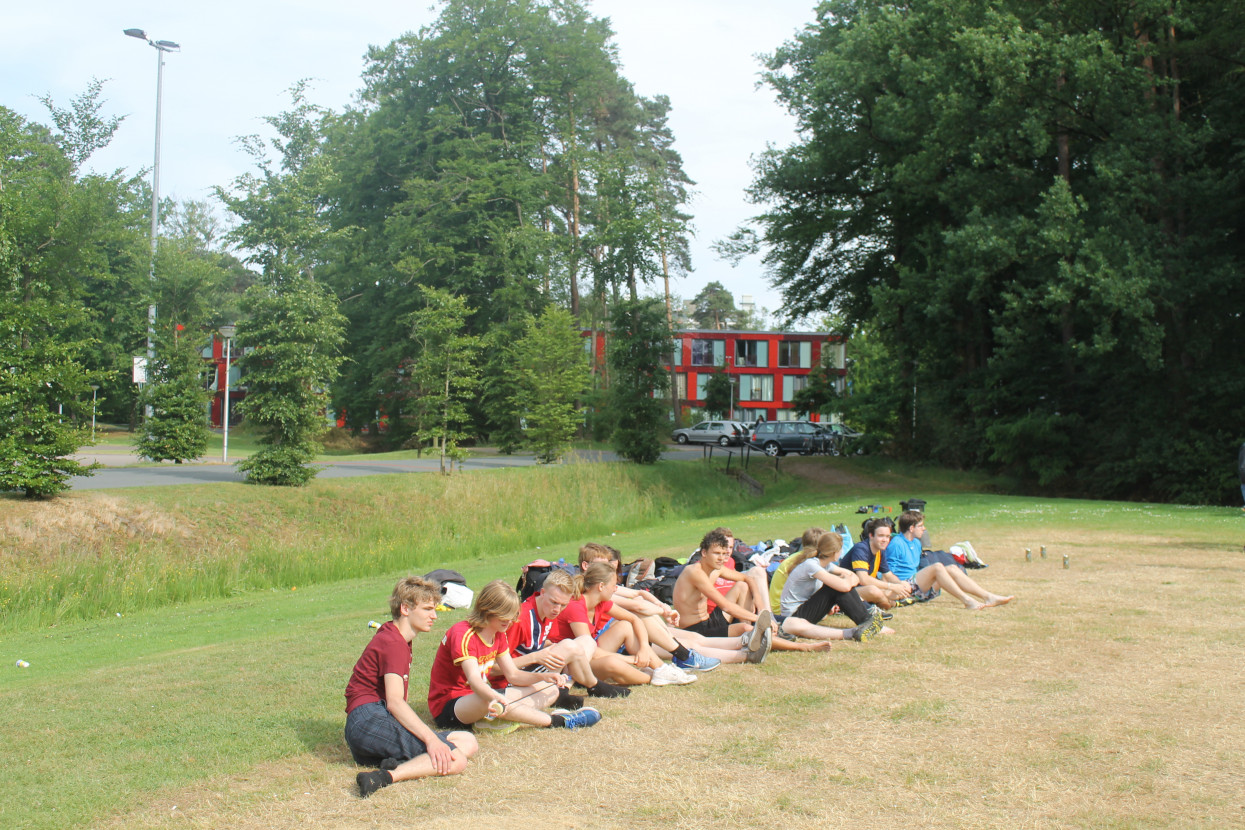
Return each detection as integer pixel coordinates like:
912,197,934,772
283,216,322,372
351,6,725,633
427,619,511,718
510,594,555,657
344,621,411,714
549,597,614,642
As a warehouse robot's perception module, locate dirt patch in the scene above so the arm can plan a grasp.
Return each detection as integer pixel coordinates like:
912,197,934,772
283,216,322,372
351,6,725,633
778,456,889,490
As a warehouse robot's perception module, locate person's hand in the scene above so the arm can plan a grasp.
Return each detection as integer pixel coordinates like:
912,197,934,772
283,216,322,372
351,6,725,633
486,699,506,719
426,738,456,775
891,581,912,598
555,673,572,689
662,606,680,627
537,651,567,671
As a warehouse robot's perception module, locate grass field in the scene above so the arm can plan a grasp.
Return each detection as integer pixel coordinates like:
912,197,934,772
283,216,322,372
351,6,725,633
1,458,1243,829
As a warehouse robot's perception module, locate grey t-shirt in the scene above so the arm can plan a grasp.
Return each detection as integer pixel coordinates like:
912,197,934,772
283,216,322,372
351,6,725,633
780,558,830,617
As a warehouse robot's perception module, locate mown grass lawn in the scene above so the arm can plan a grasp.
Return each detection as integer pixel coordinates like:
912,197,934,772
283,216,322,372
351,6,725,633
2,459,1242,829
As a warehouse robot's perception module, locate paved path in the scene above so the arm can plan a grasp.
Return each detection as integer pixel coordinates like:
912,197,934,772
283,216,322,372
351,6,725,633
67,446,716,490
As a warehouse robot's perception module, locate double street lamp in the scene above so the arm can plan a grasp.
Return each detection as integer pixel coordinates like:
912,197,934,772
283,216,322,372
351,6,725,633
124,28,179,413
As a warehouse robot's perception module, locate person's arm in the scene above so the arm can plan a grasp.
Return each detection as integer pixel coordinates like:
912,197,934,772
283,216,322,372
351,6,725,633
688,566,758,623
509,647,567,672
459,657,509,709
815,566,858,593
383,673,455,774
496,649,567,688
606,602,659,665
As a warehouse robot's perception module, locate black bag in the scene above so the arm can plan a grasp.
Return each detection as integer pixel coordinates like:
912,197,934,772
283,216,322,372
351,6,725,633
424,568,467,587
516,562,553,600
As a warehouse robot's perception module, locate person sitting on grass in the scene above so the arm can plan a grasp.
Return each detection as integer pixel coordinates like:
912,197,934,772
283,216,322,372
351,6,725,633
345,576,479,798
428,579,602,737
578,543,744,669
547,561,697,686
504,569,631,699
778,531,887,642
673,529,774,662
768,527,828,614
885,511,1013,610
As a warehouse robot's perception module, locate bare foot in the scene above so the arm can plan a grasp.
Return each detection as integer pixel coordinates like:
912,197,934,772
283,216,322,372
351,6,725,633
965,600,985,611
984,595,1014,608
793,640,833,652
879,625,895,636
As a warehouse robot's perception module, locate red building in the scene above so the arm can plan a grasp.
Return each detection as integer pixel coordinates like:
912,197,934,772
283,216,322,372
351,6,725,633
201,334,246,428
585,328,845,422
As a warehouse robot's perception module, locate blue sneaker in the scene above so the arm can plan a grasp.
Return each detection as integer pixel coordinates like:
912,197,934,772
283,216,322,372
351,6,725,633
674,649,722,672
553,707,602,730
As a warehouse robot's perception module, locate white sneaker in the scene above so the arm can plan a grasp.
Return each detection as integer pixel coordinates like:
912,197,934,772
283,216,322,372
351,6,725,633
649,663,696,686
666,664,698,684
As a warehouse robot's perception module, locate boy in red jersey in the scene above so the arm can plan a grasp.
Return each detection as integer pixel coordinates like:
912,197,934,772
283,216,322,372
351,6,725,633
505,569,630,699
345,576,478,798
428,579,603,734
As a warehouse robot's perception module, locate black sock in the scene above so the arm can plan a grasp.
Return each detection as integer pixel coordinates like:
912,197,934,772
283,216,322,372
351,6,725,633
357,769,393,797
671,644,691,661
555,688,585,710
548,713,566,728
587,681,630,698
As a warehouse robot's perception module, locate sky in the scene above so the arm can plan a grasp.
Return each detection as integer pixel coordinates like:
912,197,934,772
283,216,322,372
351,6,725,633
2,1,819,318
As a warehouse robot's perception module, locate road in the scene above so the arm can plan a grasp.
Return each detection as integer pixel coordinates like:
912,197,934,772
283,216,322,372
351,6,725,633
66,445,722,489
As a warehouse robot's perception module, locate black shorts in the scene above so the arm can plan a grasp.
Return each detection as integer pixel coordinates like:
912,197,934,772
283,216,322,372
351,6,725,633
682,606,730,638
432,697,476,732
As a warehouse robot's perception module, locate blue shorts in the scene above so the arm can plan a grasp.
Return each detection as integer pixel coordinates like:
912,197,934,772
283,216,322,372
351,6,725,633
345,701,459,766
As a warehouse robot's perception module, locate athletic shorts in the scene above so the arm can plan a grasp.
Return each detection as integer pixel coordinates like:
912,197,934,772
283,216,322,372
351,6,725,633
906,580,940,602
345,701,458,766
682,606,730,638
432,696,477,732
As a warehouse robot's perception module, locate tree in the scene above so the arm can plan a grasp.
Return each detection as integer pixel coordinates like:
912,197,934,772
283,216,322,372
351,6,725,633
748,0,1245,501
702,370,733,419
607,298,671,463
514,306,589,463
236,279,346,485
689,281,736,330
136,324,210,463
403,286,480,474
0,85,135,497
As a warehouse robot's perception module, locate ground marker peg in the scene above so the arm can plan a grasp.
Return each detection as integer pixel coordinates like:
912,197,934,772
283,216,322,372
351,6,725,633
1040,545,1047,559
1025,548,1032,562
1063,555,1070,569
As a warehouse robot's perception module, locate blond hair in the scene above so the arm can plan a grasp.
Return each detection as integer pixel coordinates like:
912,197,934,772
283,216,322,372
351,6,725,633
466,579,521,630
571,561,617,599
389,576,441,619
542,569,575,596
800,527,827,548
786,531,843,572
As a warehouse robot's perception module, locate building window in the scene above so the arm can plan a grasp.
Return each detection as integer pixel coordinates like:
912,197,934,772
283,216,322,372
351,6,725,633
691,339,725,367
738,374,773,402
735,339,768,368
695,373,710,400
676,373,688,400
783,375,807,402
777,341,812,368
672,338,683,367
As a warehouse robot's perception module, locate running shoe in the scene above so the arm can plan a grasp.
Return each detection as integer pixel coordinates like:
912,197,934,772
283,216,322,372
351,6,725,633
748,610,775,651
674,649,722,672
553,707,602,730
745,624,772,664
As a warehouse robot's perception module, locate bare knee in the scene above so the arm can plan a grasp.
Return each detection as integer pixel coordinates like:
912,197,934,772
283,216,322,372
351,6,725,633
449,731,479,759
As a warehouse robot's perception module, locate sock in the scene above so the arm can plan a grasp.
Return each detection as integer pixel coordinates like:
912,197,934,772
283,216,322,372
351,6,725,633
671,644,691,661
555,688,585,710
548,714,566,728
357,769,393,797
587,681,630,698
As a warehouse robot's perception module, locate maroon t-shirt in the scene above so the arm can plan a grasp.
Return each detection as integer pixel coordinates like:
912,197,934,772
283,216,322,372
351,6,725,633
344,621,411,714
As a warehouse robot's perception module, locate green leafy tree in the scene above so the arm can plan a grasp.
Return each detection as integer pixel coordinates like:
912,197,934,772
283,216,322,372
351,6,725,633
748,0,1245,501
0,85,134,496
690,281,736,330
702,370,733,419
515,306,589,463
236,279,346,485
136,325,210,463
403,286,480,474
607,298,671,463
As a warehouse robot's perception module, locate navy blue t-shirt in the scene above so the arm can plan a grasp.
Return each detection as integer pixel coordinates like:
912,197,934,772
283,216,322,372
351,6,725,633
839,539,890,579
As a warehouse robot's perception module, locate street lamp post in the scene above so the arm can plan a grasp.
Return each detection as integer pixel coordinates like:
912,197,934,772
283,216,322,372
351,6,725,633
90,385,100,441
124,28,179,417
218,325,236,463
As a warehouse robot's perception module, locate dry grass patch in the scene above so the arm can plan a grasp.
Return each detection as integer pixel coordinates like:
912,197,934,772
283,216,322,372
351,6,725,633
87,515,1245,830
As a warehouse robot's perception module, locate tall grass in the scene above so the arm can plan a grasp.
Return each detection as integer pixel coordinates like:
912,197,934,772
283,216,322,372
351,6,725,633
0,461,788,633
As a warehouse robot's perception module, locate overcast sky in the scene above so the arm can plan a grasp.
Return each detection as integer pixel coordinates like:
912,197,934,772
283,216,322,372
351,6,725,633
2,1,818,317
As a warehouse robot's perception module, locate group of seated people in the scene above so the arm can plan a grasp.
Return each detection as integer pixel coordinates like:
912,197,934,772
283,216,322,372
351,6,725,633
343,511,1013,797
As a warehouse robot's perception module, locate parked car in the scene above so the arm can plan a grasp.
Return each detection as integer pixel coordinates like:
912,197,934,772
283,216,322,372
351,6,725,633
747,420,834,456
820,422,866,455
672,420,749,447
